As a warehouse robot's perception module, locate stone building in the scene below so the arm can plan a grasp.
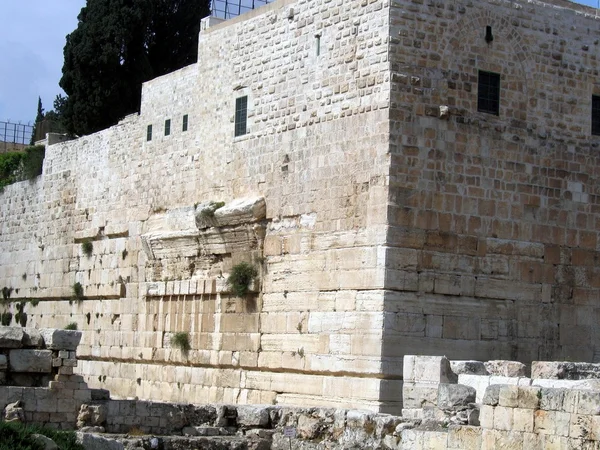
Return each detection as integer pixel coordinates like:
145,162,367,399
1,0,600,413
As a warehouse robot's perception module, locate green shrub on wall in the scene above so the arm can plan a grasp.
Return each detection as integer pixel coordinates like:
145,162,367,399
0,145,45,192
81,240,93,257
227,262,258,298
171,332,191,354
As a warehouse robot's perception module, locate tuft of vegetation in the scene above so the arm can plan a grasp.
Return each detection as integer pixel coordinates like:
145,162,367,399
122,248,128,260
14,302,27,327
73,282,84,299
0,312,12,326
30,298,40,307
2,287,13,301
171,332,191,354
0,145,45,192
65,322,78,330
81,240,93,257
199,201,225,219
227,262,258,298
0,420,85,450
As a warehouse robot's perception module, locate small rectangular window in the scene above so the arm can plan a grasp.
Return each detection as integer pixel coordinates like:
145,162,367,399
477,70,500,116
235,96,248,137
592,96,600,136
146,124,152,141
164,119,171,136
182,114,188,132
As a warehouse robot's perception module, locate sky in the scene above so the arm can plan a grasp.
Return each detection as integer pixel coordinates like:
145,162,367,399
0,0,599,125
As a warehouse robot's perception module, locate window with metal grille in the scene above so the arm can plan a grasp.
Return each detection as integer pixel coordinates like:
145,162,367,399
164,119,171,136
592,96,600,136
235,96,248,137
477,70,500,116
182,114,188,132
146,124,152,141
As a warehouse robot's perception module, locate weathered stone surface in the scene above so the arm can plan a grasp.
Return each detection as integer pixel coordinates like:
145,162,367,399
9,349,52,373
482,385,504,406
532,361,600,380
0,327,24,349
404,355,457,383
76,433,125,450
213,197,266,227
39,329,82,351
32,434,58,450
297,415,321,439
451,361,488,376
236,405,270,427
484,361,527,377
0,354,7,370
438,383,476,409
4,400,24,422
22,328,44,347
77,404,108,428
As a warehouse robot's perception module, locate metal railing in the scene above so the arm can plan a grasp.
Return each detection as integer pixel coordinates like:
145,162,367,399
211,0,273,19
0,121,34,153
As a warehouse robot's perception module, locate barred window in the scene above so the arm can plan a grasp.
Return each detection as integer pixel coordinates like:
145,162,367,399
164,119,171,136
182,114,189,132
234,96,248,137
146,124,152,141
592,96,600,136
477,70,500,116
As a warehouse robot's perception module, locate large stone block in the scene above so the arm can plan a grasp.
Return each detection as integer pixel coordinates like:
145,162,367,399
22,328,44,348
0,354,7,370
532,361,600,380
39,329,82,351
0,327,24,349
437,383,476,409
236,405,270,427
9,350,52,373
403,355,456,383
484,361,527,377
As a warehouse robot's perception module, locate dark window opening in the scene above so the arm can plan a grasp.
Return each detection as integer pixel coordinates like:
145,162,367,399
235,96,248,137
146,124,152,141
592,96,600,136
164,119,171,136
477,70,500,116
182,114,189,132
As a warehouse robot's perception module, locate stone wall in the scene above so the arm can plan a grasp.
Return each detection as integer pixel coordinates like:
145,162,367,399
0,0,393,411
385,0,600,371
1,0,600,414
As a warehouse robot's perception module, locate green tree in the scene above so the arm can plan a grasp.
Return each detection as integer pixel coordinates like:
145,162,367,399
30,97,44,144
60,0,210,136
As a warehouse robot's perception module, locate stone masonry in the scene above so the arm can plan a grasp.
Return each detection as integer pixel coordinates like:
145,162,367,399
1,0,600,413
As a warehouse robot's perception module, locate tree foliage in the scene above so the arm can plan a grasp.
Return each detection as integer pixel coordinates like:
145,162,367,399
60,0,210,136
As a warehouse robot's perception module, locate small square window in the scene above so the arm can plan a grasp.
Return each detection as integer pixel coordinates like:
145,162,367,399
164,119,171,136
477,70,500,116
182,114,189,132
592,96,600,136
146,124,152,141
235,96,248,137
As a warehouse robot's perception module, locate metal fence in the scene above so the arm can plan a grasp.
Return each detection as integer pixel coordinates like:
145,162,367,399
0,121,34,153
211,0,273,19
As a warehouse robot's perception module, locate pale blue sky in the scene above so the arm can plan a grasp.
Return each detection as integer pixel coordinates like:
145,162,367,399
0,0,598,124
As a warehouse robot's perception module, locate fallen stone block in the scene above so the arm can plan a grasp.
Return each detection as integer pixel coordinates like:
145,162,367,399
484,360,526,377
32,434,58,450
0,327,24,349
22,328,44,348
39,329,82,351
451,360,488,375
236,405,270,427
9,349,52,373
404,355,457,383
438,384,476,409
532,361,600,380
482,384,505,406
76,432,124,450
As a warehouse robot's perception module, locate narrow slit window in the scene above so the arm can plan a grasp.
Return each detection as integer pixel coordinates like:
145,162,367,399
235,96,248,137
592,96,600,136
146,124,152,141
182,114,189,132
316,35,321,56
164,119,171,136
477,70,500,116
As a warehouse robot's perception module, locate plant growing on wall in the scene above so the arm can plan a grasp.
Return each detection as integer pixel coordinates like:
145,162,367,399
81,240,93,257
199,201,225,219
171,332,191,354
65,322,78,330
0,312,12,326
73,282,84,299
227,262,258,298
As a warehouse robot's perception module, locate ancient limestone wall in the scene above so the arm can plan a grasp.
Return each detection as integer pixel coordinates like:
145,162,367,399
385,0,600,369
0,0,393,411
